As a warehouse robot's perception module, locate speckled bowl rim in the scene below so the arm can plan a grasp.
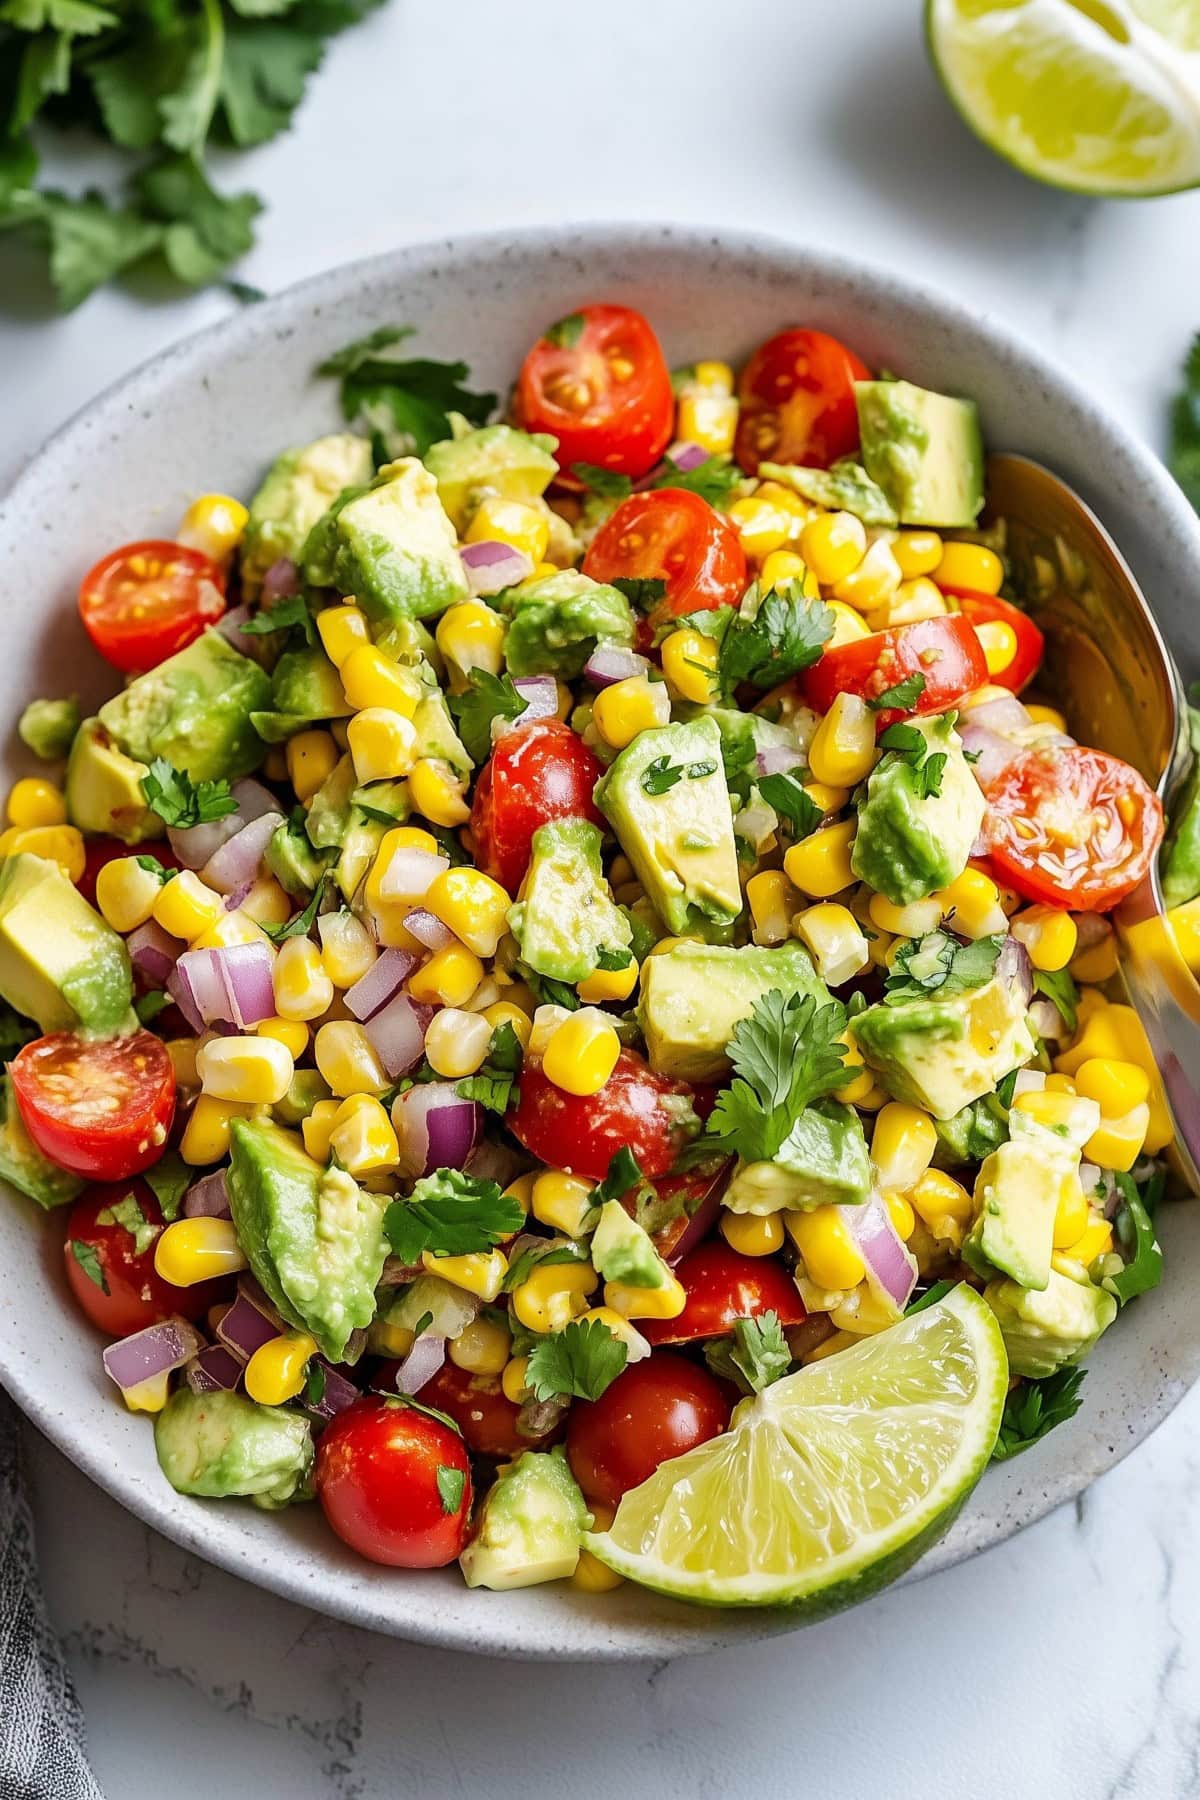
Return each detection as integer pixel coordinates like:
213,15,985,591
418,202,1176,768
3,222,1200,1662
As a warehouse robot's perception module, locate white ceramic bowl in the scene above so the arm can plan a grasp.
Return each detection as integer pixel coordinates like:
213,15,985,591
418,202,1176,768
2,225,1199,1662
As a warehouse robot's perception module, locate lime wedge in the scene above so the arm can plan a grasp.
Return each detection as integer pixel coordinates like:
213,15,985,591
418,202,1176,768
927,0,1200,196
584,1284,1007,1612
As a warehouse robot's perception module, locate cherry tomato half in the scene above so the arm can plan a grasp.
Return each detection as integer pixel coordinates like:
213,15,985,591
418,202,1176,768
63,1179,218,1337
403,1360,558,1460
566,1353,731,1509
12,1030,176,1182
508,1049,700,1183
79,540,226,675
943,588,1044,694
641,1240,807,1346
76,835,179,908
734,328,871,476
515,303,674,480
981,743,1163,913
583,487,747,635
315,1394,472,1568
802,614,988,729
470,719,604,895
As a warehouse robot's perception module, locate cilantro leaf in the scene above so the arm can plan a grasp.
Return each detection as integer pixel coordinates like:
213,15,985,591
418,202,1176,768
525,1316,628,1402
718,583,835,692
704,990,854,1163
523,970,581,1012
611,576,667,614
96,1191,160,1256
589,1147,643,1210
595,946,633,972
134,855,176,884
143,1153,191,1222
640,756,684,797
355,800,407,826
134,991,170,1026
1170,332,1200,512
571,462,633,500
544,312,585,349
382,1169,525,1263
877,721,947,797
1033,967,1079,1034
69,1237,108,1293
884,932,1003,1005
868,672,927,713
652,455,740,506
140,758,237,829
501,1239,589,1293
436,1464,466,1514
449,669,529,764
756,772,822,840
304,1361,326,1407
991,1368,1087,1461
319,322,495,460
1104,1170,1165,1305
455,1021,523,1115
135,151,261,286
260,874,329,943
238,591,316,644
703,1311,791,1393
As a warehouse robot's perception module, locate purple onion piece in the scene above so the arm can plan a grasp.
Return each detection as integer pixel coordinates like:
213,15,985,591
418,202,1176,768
404,909,455,954
393,1084,482,1179
363,991,431,1079
582,646,650,689
304,1360,360,1422
185,1344,243,1394
666,441,709,472
345,946,421,1021
201,811,285,896
845,1196,917,1312
127,919,184,988
215,1288,284,1363
958,722,1021,788
262,557,301,604
182,1169,231,1219
392,1334,447,1395
102,1317,206,1392
997,934,1034,1008
465,1138,528,1189
755,744,806,779
170,942,277,1031
460,540,534,597
378,846,449,903
167,779,277,869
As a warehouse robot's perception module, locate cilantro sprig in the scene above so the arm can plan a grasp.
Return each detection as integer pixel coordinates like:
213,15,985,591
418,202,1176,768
756,772,822,841
704,1312,791,1394
239,593,316,645
455,1021,523,1115
570,456,740,509
69,1237,108,1294
141,758,237,829
991,1368,1087,1461
383,1169,525,1264
717,582,835,692
1032,967,1079,1034
877,721,947,799
703,990,854,1164
449,669,529,764
884,932,1003,1006
260,875,330,944
319,325,496,461
1103,1169,1165,1305
525,1316,628,1402
868,672,927,713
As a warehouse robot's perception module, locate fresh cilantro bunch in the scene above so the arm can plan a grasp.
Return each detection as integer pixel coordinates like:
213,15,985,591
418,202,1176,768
0,0,386,308
525,1316,628,1402
703,989,855,1164
883,932,1003,1005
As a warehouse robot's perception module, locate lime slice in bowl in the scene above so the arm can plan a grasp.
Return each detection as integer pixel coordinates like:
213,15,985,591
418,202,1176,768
927,0,1200,196
584,1284,1008,1613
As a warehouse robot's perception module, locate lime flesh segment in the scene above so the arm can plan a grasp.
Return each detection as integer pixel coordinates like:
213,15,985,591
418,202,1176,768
585,1285,1008,1612
928,0,1200,196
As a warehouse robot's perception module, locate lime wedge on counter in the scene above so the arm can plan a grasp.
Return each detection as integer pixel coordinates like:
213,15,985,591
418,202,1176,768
584,1284,1007,1612
927,0,1200,196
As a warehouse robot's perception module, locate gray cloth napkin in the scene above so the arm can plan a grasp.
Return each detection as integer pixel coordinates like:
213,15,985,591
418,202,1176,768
0,1389,102,1800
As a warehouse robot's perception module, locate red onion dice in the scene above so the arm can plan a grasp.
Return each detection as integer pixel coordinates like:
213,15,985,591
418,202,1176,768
168,942,277,1031
460,540,534,596
127,919,183,988
345,947,420,1021
216,1285,284,1362
201,811,285,895
182,1169,231,1219
755,744,807,779
404,909,456,953
363,991,431,1079
102,1317,205,1392
391,1333,447,1396
582,646,651,689
185,1344,243,1394
996,934,1034,1008
393,1084,482,1179
167,778,278,869
378,846,449,903
845,1196,917,1312
261,557,301,604
304,1361,360,1422
665,441,709,472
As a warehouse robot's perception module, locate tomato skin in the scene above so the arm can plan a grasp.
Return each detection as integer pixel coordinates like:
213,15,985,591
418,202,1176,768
514,303,674,479
508,1050,700,1182
982,744,1163,912
944,587,1044,693
63,1180,218,1337
12,1030,176,1182
77,836,179,907
802,615,988,728
641,1241,807,1346
315,1395,472,1568
582,488,747,628
735,328,871,476
566,1353,731,1509
470,719,604,894
399,1360,558,1460
79,540,225,675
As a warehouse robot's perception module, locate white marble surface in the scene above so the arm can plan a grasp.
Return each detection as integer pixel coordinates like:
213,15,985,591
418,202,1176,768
6,1,1200,1793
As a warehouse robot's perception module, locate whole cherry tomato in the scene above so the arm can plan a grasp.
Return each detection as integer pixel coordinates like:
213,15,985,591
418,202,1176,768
63,1179,219,1337
942,587,1045,694
11,1030,176,1182
79,540,226,674
508,1049,701,1182
802,614,988,729
394,1360,558,1460
77,835,179,907
315,1394,473,1568
566,1353,731,1509
514,303,674,479
641,1240,807,1346
582,488,747,630
470,719,604,894
734,328,871,475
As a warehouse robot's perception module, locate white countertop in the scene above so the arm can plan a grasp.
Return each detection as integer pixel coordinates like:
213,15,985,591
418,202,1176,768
7,2,1200,1794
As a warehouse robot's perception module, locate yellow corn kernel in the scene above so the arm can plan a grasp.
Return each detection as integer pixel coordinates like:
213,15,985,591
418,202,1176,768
316,604,370,669
833,538,904,614
501,1354,530,1402
893,530,943,579
1011,1089,1085,1131
689,359,734,395
244,1331,318,1405
936,867,1007,941
836,1029,875,1106
785,1207,866,1291
408,941,484,1008
604,1270,687,1321
577,954,639,1003
273,935,335,1021
7,777,66,829
676,389,738,456
661,628,719,705
1044,1072,1078,1093
0,824,85,882
177,492,248,562
571,1549,625,1593
1052,1176,1090,1250
314,1020,387,1097
95,855,163,932
347,708,419,784
1168,894,1200,972
592,676,669,751
883,1190,917,1240
797,509,866,586
729,492,801,562
256,1015,309,1059
510,1261,598,1334
424,1008,493,1079
166,1037,200,1088
804,780,850,816
264,747,288,783
542,1009,621,1097
466,496,550,565
825,600,872,647
425,866,512,957
910,1168,974,1240
449,1315,511,1376
878,576,948,627
808,692,877,788
235,878,290,929
154,1216,248,1286
180,1095,252,1165
747,869,800,948
1074,1056,1150,1117
152,868,225,942
120,1370,172,1414
197,1034,294,1106
934,541,1004,595
301,1097,340,1162
1084,1104,1150,1173
759,549,808,593
409,756,471,827
531,1169,596,1236
783,820,856,898
1069,930,1119,984
340,645,420,716
868,891,944,938
792,902,869,987
286,728,340,803
436,600,507,688
972,619,1017,680
482,999,532,1049
871,1102,938,1191
720,1210,785,1256
191,908,269,951
328,1093,399,1174
418,1247,507,1302
315,910,376,990
1025,703,1068,732
1069,1219,1114,1267
527,1002,573,1056
1010,904,1077,972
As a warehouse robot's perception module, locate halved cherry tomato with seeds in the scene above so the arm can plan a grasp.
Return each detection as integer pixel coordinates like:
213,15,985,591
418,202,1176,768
735,328,870,475
471,719,604,895
802,614,988,730
943,588,1044,693
79,540,226,674
63,1180,219,1337
583,487,747,631
515,303,674,480
12,1030,176,1182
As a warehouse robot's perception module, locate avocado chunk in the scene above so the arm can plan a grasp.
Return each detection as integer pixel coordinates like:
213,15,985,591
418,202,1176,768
460,1446,590,1590
962,1095,1100,1290
226,1118,387,1362
0,1072,83,1209
852,712,985,906
301,753,386,899
596,717,741,939
984,1269,1118,1379
0,854,133,1034
369,1273,479,1351
19,696,80,762
640,941,830,1082
266,819,330,897
590,1199,672,1288
424,424,558,534
757,458,899,527
302,455,468,623
99,630,271,785
933,1092,1009,1168
241,431,374,597
508,819,632,986
154,1386,314,1509
675,704,800,798
856,379,984,528
502,569,635,679
855,956,1036,1121
250,643,353,743
724,1099,871,1215
65,719,162,845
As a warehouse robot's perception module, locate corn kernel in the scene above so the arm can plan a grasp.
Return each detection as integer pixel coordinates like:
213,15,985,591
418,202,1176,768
868,891,943,938
747,869,800,948
316,604,370,669
449,1315,511,1375
1011,904,1077,972
1052,1176,1090,1250
592,675,670,750
792,902,869,987
1069,930,1119,984
975,619,1019,678
783,820,856,898
347,708,418,784
893,530,943,579
191,908,269,951
879,576,948,627
1084,1103,1150,1173
936,867,1007,941
1044,1073,1078,1094
340,645,420,716
759,549,808,592
302,1097,340,1162
408,941,484,1008
152,868,225,942
120,1370,172,1414
238,878,292,928
1011,1088,1086,1132
883,1190,917,1239
720,1210,785,1256
785,1208,866,1291
1024,703,1068,732
328,1093,399,1174
177,492,248,562
481,999,532,1049
409,757,471,827
804,781,850,816
531,1169,596,1236
830,1282,900,1337
511,1261,598,1335
935,541,1004,595
604,1271,687,1321
871,1103,938,1191
729,492,803,561
424,1008,493,1079
541,1009,621,1096
910,1170,973,1244
256,1016,309,1059
527,1002,573,1057
287,728,340,803
501,1354,530,1402
808,692,877,788
825,600,872,647
466,496,550,565
436,599,507,685
0,824,85,882
833,538,904,614
273,935,335,1021
6,777,66,829
313,1020,387,1097
197,1034,294,1106
1074,1056,1150,1117
798,510,866,586
95,855,162,932
661,628,719,704
425,866,512,957
154,1216,248,1286
421,1248,508,1302
676,389,738,456
1069,1219,1114,1266
180,1095,252,1165
244,1331,318,1405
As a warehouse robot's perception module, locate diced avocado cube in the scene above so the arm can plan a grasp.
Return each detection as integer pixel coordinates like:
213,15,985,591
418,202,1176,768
154,1387,314,1509
590,1199,671,1289
0,854,133,1035
460,1447,590,1590
854,965,1037,1120
962,1099,1099,1290
0,1072,83,1209
241,432,374,597
273,1069,332,1128
370,1274,479,1349
226,1118,387,1362
856,379,984,528
757,458,899,526
424,424,558,534
302,456,468,624
933,1093,1009,1168
674,704,800,797
414,688,472,777
508,819,631,986
724,1100,871,1215
65,719,162,845
502,569,635,679
595,717,741,939
852,712,985,906
272,645,352,721
984,1269,1117,1379
98,630,271,785
304,754,359,851
639,941,830,1082
19,696,80,762
266,820,330,897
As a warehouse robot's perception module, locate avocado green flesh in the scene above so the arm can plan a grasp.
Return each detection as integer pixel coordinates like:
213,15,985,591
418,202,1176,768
502,569,635,679
962,1136,1061,1290
154,1387,314,1509
724,1100,871,1215
98,630,271,785
855,971,1036,1120
856,379,984,528
590,1199,669,1289
302,456,468,623
508,818,631,985
65,720,162,845
984,1269,1117,1379
0,853,132,1035
640,940,829,1082
1161,706,1200,907
851,713,985,906
460,1447,590,1591
424,424,558,534
0,1072,83,1209
241,431,374,597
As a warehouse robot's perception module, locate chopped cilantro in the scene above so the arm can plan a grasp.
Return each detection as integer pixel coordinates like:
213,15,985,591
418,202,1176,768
449,669,529,764
525,1316,628,1402
868,673,927,713
382,1169,524,1263
595,945,634,972
141,758,236,829
757,772,822,840
436,1464,467,1514
501,1240,589,1293
717,583,835,692
142,1152,191,1222
260,875,329,944
319,326,495,461
69,1238,108,1294
134,855,176,885
991,1368,1087,1461
611,576,667,613
571,462,633,499
704,1312,791,1393
641,757,685,797
545,313,586,350
653,455,741,505
1104,1169,1165,1305
134,991,170,1026
1033,967,1079,1034
703,990,855,1164
884,932,1003,1005
455,1021,524,1115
